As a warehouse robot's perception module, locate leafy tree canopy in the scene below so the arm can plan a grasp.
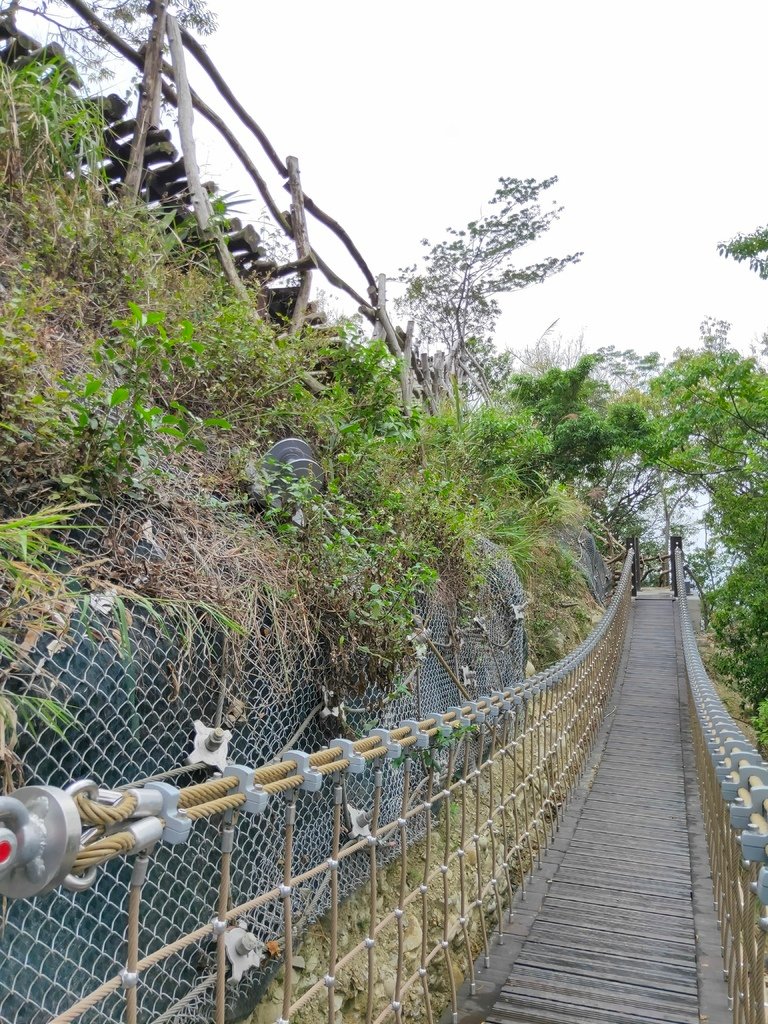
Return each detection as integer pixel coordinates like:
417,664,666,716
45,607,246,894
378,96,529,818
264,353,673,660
398,176,581,384
718,225,768,279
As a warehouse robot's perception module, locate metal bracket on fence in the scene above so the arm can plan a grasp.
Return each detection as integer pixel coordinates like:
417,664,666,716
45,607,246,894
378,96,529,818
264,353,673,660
716,751,764,780
473,698,499,723
462,666,477,693
330,738,367,772
721,777,741,802
447,707,471,729
737,824,768,864
367,728,402,760
282,750,323,792
0,787,82,898
223,926,265,982
491,690,512,712
756,866,768,907
187,721,232,772
398,721,429,750
737,764,768,787
346,804,372,838
144,782,192,844
731,785,768,828
229,766,269,814
428,713,455,740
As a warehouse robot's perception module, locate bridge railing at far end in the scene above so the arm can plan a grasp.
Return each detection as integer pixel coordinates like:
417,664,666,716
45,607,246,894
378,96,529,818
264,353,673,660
675,545,768,1024
0,553,635,1024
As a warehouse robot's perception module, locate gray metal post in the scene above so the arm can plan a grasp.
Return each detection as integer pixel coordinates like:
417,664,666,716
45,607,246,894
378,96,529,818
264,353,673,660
670,535,683,597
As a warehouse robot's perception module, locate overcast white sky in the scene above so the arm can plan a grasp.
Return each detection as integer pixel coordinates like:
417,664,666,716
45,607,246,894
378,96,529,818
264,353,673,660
186,0,768,360
30,1,768,359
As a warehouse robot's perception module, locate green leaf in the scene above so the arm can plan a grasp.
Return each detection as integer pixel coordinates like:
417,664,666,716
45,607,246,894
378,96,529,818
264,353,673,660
109,386,131,407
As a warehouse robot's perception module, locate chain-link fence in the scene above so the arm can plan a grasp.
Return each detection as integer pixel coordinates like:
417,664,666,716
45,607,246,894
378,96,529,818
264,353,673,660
0,491,590,1024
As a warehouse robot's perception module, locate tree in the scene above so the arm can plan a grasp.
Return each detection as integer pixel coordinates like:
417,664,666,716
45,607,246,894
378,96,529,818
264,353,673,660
398,176,581,385
651,325,768,701
505,355,651,486
19,2,216,80
718,225,768,279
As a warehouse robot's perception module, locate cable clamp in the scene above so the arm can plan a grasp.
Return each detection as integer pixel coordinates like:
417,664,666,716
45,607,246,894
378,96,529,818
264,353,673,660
757,866,768,906
466,701,487,726
144,783,191,845
229,766,269,814
479,697,500,722
329,739,365,774
368,728,401,760
429,713,455,740
282,750,323,793
737,828,768,864
119,970,138,989
399,720,429,750
211,917,228,936
279,883,292,897
491,690,512,713
447,706,471,728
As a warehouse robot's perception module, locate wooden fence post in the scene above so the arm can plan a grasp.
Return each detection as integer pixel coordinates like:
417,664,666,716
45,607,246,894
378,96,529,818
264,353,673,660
373,274,406,362
286,156,313,332
166,15,248,299
400,320,414,414
124,0,168,199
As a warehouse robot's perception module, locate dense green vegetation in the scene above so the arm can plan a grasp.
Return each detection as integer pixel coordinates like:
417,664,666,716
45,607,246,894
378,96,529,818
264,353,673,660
2,40,768,746
0,53,601,744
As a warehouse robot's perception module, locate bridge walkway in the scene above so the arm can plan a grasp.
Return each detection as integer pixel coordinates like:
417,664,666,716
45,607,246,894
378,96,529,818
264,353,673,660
447,592,730,1024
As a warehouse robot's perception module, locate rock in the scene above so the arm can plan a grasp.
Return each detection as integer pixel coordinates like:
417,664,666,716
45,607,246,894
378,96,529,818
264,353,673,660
403,916,422,953
525,660,537,678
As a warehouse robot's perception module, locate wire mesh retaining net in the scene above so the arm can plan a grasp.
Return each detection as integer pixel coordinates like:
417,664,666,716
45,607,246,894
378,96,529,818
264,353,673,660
0,503,625,1024
675,548,768,1024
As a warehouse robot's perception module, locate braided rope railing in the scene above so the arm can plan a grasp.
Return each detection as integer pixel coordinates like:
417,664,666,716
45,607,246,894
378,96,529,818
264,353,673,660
17,552,634,1024
675,547,768,1024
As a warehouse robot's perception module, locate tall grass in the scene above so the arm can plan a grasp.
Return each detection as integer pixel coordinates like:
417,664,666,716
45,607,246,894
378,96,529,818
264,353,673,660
0,57,105,190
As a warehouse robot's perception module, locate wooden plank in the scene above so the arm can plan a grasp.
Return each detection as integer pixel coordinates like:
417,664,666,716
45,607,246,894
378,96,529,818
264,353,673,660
472,595,719,1024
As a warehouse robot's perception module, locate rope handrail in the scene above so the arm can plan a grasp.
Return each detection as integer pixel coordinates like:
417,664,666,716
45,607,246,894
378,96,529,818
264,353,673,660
36,550,635,1024
66,552,635,856
675,547,767,1024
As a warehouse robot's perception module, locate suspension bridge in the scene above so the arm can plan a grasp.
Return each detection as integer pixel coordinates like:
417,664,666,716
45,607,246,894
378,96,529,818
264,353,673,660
1,544,766,1024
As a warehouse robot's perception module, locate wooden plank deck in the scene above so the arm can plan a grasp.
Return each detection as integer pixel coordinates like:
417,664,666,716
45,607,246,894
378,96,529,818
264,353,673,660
448,593,730,1024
